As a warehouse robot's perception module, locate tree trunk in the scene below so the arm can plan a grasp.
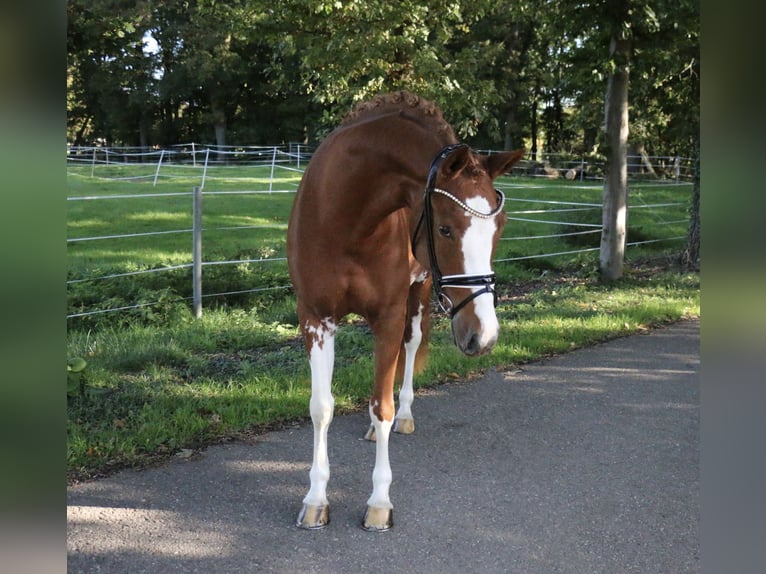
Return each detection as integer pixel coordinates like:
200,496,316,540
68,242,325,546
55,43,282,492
530,97,538,162
504,104,517,151
212,102,227,162
680,140,700,270
600,36,631,281
139,115,149,151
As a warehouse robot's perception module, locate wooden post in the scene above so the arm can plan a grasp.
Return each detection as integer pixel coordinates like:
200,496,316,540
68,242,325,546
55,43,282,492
192,186,203,318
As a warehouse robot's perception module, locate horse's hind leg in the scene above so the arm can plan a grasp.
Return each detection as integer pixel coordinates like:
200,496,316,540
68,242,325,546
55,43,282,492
394,272,431,435
296,316,337,530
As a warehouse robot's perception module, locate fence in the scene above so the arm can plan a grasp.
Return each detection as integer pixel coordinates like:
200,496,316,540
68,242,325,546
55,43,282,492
67,143,695,184
66,143,316,189
67,145,693,321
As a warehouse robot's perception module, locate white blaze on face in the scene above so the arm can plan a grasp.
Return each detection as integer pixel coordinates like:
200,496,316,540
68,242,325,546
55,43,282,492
460,196,500,346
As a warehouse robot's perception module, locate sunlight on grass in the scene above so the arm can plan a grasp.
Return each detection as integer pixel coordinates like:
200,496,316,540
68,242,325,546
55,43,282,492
67,218,108,230
125,211,191,223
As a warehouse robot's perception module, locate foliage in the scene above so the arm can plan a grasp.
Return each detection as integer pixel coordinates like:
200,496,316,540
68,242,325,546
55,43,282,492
67,0,699,155
67,357,88,398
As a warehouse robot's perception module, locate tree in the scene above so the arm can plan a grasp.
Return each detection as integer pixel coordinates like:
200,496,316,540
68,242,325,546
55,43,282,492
600,13,632,281
558,0,697,281
67,0,155,146
274,0,514,140
680,140,700,269
66,0,699,181
149,1,268,149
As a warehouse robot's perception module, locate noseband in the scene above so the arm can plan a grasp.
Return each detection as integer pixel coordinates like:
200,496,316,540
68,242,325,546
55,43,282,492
412,144,506,317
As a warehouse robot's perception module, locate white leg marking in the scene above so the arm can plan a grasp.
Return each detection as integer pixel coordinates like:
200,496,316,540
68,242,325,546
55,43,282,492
367,404,394,510
396,302,423,424
303,318,337,508
461,196,501,347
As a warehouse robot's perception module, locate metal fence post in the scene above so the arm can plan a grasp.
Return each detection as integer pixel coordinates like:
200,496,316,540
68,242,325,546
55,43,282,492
153,149,165,187
269,146,277,193
192,185,203,318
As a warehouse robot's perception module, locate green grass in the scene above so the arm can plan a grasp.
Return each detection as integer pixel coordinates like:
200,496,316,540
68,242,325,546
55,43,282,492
492,178,692,280
67,164,299,273
67,163,698,480
67,270,699,481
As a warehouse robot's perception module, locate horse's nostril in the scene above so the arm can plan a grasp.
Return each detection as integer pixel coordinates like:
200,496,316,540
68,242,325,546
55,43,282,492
464,333,480,355
460,330,498,356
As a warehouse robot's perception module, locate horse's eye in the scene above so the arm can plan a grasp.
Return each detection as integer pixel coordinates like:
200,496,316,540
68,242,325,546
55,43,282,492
438,225,452,238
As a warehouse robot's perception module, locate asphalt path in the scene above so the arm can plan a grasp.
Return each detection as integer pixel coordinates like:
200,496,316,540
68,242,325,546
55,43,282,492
67,319,699,573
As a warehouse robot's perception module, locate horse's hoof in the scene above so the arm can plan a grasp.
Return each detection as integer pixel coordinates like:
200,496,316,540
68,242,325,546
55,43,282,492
296,504,330,529
393,417,415,434
361,506,393,532
364,424,377,442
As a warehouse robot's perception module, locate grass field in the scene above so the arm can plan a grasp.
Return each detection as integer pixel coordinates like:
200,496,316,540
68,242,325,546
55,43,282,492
66,161,699,481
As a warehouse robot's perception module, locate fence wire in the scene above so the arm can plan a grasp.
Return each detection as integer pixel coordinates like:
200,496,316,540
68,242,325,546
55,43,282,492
67,145,692,320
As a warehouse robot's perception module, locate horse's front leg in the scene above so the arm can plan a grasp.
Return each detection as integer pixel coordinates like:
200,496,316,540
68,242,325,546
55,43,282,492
362,312,404,531
365,272,430,440
296,317,337,530
392,304,422,435
394,271,430,434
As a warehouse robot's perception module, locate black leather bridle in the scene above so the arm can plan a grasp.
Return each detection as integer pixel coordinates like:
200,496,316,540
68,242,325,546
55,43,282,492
412,144,505,317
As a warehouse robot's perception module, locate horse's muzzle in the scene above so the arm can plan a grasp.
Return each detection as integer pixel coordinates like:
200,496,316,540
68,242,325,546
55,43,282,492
453,323,498,356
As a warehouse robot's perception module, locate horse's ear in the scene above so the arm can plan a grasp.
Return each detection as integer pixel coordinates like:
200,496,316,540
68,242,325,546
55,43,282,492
485,149,526,180
439,145,472,180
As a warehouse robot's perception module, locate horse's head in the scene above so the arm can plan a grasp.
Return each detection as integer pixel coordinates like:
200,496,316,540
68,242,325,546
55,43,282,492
415,146,525,356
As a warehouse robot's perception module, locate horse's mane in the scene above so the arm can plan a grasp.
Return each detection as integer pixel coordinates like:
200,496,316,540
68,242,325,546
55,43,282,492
340,91,456,140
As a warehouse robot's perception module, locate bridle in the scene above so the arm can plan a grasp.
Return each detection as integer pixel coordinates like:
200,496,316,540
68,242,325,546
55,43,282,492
412,144,506,317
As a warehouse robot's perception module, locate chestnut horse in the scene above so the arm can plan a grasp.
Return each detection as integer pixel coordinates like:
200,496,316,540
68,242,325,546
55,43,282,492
287,91,524,531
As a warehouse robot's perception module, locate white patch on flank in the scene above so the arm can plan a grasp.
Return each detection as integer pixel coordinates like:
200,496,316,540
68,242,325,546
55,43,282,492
460,196,500,347
303,318,337,508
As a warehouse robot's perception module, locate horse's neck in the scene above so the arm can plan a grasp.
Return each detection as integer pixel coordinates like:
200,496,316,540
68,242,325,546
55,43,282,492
339,114,453,228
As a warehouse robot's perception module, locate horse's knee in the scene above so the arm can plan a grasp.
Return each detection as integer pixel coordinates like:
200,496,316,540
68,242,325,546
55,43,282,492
310,395,334,426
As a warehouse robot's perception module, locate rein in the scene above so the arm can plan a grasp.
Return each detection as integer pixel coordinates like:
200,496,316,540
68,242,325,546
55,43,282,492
412,144,505,317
